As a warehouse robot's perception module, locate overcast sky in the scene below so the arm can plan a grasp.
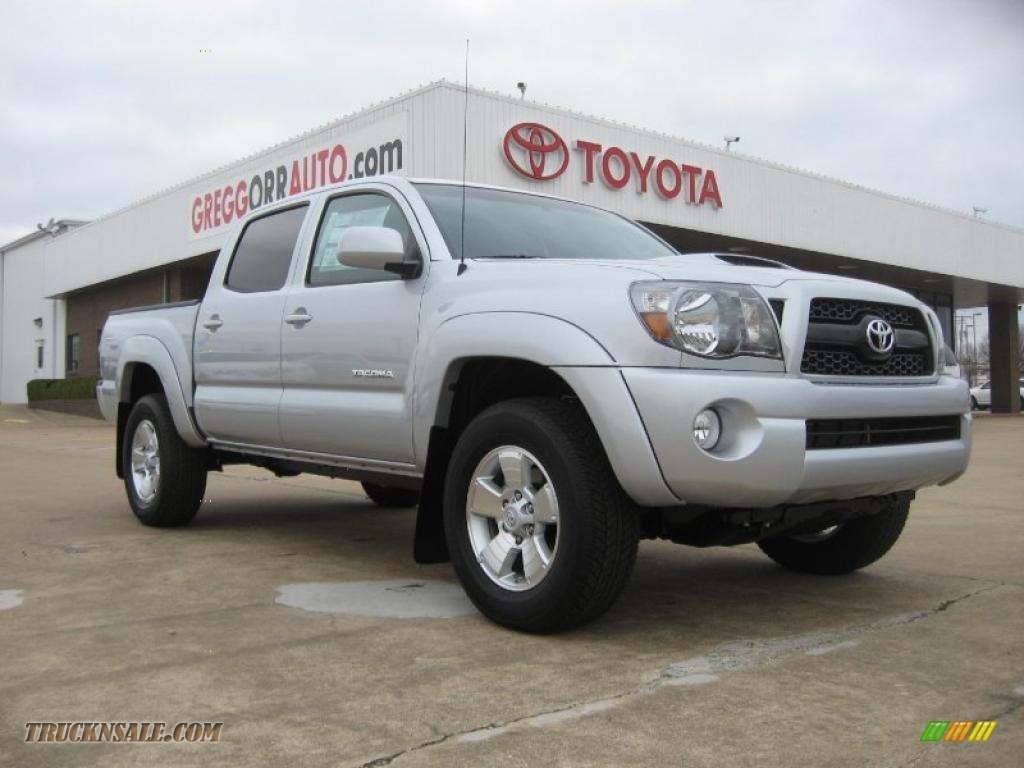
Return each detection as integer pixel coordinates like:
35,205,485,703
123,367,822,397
1,0,1022,248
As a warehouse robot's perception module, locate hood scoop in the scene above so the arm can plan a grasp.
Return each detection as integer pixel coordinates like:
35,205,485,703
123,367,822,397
713,253,791,270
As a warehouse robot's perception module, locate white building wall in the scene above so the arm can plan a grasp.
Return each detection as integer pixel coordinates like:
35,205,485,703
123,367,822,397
1,238,60,403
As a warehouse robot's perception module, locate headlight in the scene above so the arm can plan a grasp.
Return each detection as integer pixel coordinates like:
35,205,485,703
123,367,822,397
630,281,782,359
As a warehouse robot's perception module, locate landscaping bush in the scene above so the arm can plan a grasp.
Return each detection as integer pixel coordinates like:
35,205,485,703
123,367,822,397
26,376,100,402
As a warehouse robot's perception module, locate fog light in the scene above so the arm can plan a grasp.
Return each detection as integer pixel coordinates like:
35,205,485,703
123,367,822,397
693,409,721,451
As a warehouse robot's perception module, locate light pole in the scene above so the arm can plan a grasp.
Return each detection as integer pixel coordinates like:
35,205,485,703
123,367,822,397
972,312,982,381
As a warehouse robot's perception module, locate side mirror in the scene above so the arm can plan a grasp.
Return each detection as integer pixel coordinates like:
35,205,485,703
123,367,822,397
337,226,420,278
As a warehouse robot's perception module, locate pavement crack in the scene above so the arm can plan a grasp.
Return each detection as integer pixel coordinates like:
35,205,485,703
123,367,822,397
357,733,454,768
982,695,1024,721
355,694,635,767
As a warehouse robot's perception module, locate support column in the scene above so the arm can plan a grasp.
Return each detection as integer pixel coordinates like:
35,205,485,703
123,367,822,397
987,301,1021,414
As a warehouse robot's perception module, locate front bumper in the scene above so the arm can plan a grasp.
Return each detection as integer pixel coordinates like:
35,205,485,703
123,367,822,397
619,369,971,507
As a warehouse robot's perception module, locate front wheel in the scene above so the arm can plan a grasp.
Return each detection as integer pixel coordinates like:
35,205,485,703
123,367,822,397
122,394,207,527
443,398,639,633
757,496,910,575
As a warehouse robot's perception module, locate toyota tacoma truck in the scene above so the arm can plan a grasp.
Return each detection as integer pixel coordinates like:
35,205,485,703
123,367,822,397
98,176,972,632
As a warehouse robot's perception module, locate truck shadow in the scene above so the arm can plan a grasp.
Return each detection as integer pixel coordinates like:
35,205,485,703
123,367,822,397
182,494,951,646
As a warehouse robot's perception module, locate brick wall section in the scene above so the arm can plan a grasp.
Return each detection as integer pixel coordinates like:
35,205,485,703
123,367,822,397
64,254,215,377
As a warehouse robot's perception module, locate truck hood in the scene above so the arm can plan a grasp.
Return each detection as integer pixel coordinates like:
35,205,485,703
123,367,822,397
482,253,871,290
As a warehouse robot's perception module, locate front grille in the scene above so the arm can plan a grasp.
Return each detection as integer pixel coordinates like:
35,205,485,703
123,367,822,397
801,297,934,377
806,415,961,449
809,298,918,327
802,348,932,377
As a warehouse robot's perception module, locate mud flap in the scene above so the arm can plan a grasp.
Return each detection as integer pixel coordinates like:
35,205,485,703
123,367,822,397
413,426,452,564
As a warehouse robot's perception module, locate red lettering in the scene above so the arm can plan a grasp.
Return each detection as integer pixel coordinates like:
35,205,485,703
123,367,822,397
212,188,222,227
191,197,203,233
222,185,235,223
655,160,682,198
302,155,315,191
290,161,302,195
575,140,602,183
316,150,329,186
681,164,702,204
203,194,213,230
328,145,346,183
601,147,630,189
698,170,723,208
629,153,655,193
236,180,248,217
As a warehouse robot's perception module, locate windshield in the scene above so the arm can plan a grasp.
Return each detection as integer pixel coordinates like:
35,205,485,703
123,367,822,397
414,183,676,261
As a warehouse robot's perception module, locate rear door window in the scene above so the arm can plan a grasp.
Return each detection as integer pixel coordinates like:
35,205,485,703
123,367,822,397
225,205,308,293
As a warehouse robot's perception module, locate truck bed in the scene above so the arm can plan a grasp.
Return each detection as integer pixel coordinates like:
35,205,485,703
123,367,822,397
98,300,201,414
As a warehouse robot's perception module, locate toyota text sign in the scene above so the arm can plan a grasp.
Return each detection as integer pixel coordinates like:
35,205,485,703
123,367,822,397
503,122,723,208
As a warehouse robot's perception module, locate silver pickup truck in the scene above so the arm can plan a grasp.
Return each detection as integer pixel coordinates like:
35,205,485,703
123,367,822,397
99,177,971,632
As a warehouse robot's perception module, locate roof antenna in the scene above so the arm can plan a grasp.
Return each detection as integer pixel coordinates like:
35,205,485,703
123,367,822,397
458,39,469,276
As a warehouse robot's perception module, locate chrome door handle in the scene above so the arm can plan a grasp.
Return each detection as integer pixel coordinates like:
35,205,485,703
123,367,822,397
202,315,223,331
284,309,313,327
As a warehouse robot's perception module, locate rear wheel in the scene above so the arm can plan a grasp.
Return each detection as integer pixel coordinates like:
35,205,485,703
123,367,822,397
361,482,419,508
122,394,207,527
757,496,910,575
443,398,639,633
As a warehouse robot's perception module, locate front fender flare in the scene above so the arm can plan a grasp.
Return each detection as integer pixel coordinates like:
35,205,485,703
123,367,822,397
412,311,615,463
411,311,677,507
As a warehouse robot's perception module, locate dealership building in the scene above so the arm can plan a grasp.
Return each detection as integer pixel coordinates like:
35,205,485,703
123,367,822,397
1,81,1022,409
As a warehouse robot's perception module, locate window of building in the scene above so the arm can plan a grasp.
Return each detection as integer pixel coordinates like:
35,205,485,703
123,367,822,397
36,342,44,370
66,334,80,376
225,205,308,293
308,193,415,287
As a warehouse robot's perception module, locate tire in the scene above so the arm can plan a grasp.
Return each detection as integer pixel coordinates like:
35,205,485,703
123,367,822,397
970,396,979,411
362,482,419,508
122,394,207,527
756,496,910,575
443,397,639,633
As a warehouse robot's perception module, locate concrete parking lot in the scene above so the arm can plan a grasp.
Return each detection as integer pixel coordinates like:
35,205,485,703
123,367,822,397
0,406,1021,767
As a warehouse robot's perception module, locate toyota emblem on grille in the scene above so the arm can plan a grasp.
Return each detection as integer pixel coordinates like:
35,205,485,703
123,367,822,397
865,318,895,356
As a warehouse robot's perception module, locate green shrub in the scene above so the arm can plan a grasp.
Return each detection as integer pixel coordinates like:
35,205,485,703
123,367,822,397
26,376,100,402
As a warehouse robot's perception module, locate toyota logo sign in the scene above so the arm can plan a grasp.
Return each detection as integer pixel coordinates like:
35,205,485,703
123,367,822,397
865,318,896,356
503,122,570,181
